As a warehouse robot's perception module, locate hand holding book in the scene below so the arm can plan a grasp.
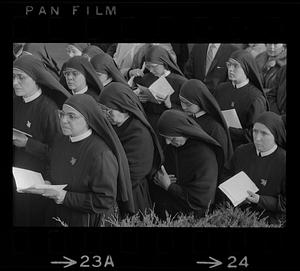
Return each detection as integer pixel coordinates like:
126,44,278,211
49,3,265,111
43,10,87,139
13,128,30,147
246,190,260,204
218,171,259,207
136,84,159,104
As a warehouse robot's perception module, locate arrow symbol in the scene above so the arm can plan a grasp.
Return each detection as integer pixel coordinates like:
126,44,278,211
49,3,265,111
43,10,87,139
51,256,77,268
196,256,222,268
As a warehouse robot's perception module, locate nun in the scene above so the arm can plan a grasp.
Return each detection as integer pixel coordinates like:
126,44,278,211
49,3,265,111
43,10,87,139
60,56,103,102
91,53,128,87
225,111,286,225
179,79,233,170
82,45,105,61
66,43,90,58
98,82,164,214
153,109,223,219
43,94,135,226
13,54,71,226
22,43,61,80
213,49,269,150
134,45,187,144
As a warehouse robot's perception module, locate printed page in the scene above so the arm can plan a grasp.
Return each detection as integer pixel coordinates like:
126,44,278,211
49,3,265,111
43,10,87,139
13,167,67,194
221,109,242,129
13,167,44,191
218,171,259,207
19,184,68,195
136,84,159,104
148,76,174,100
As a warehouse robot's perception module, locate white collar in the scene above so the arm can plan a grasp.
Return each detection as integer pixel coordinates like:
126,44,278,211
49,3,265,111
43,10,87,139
208,43,221,51
23,89,42,103
70,129,92,143
209,43,221,50
256,144,278,157
232,79,249,89
103,77,113,86
194,111,206,118
160,70,171,78
72,86,88,95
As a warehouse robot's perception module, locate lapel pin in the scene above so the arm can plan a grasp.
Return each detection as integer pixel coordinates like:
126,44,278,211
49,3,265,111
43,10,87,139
70,157,77,166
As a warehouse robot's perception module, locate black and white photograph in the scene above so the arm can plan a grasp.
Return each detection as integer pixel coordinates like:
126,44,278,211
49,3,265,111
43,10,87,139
12,42,286,228
2,0,295,270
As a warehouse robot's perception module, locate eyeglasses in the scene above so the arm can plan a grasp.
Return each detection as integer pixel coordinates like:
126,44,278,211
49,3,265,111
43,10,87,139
13,73,28,82
63,70,81,78
99,104,112,115
145,63,159,70
226,62,241,70
57,110,83,121
179,95,194,106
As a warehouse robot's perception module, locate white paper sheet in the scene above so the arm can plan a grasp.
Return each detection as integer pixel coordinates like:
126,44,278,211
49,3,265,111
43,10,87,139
13,128,32,138
136,84,159,104
13,167,44,191
12,167,67,194
148,76,174,101
218,171,259,207
19,184,68,195
221,109,242,129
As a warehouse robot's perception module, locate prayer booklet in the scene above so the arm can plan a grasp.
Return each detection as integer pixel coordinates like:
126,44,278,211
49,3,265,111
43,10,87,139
13,128,32,138
12,167,67,195
221,109,242,129
148,76,174,101
136,84,160,104
218,171,259,207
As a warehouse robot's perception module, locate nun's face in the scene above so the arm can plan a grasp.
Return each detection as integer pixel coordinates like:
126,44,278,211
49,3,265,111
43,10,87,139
82,54,91,61
253,122,276,153
63,68,87,93
66,45,82,58
180,96,201,116
145,62,165,77
226,58,247,84
13,69,39,98
59,104,89,137
102,106,129,127
96,72,110,85
266,44,284,57
164,136,187,147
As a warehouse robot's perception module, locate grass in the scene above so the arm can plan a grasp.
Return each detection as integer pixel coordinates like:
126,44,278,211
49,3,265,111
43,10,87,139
52,202,285,227
105,202,284,228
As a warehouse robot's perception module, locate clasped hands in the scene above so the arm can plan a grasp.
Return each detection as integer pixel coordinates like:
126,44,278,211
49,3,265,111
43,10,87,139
153,166,177,190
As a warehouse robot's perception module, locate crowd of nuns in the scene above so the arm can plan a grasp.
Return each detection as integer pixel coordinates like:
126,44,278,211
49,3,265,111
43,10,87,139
13,43,286,227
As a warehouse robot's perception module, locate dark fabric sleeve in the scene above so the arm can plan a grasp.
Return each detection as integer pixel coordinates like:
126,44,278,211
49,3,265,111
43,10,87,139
229,96,267,145
267,88,281,115
247,96,267,128
267,69,286,115
183,47,195,79
257,195,278,212
228,127,249,145
257,171,286,214
25,106,61,161
25,137,49,161
125,128,154,188
257,194,286,214
63,151,118,213
168,148,218,210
